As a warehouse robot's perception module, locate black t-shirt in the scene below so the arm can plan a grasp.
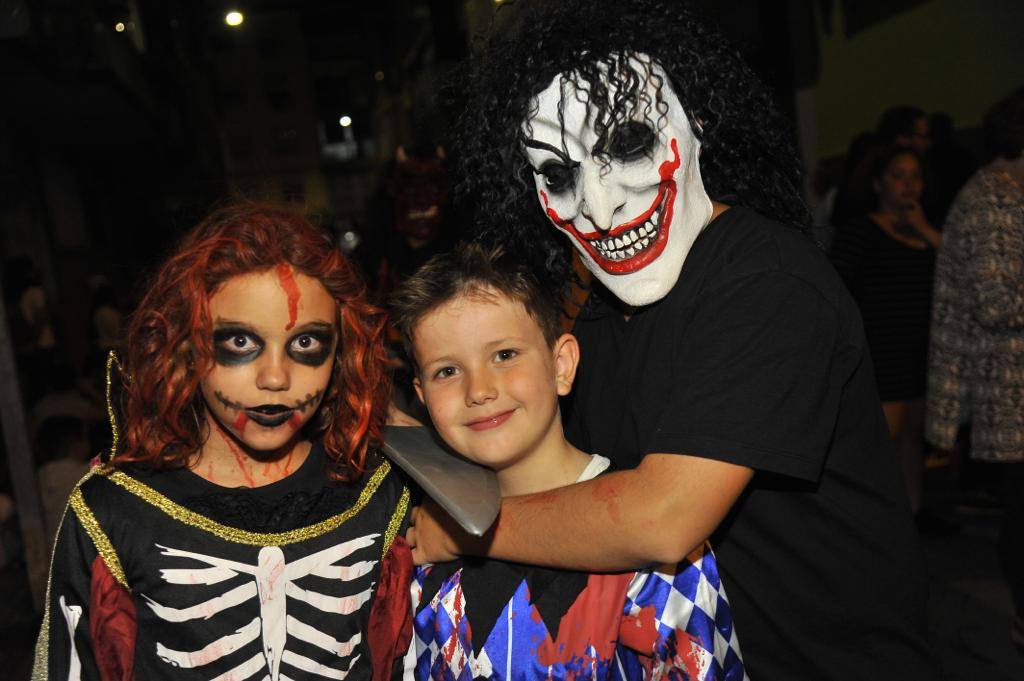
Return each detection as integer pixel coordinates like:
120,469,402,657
565,207,937,680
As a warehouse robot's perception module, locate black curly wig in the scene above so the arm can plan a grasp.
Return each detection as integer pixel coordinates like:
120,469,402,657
450,0,810,291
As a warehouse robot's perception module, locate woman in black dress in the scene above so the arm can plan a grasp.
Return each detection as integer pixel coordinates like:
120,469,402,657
831,146,942,525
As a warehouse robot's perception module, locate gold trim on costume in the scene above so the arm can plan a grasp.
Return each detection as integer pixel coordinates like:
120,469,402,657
100,461,392,546
105,351,122,461
31,468,100,681
69,486,129,589
383,486,410,557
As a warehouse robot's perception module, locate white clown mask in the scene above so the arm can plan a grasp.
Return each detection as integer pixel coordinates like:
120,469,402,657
523,56,713,306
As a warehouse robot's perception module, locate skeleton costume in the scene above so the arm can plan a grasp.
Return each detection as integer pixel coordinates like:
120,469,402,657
406,456,746,681
33,445,412,681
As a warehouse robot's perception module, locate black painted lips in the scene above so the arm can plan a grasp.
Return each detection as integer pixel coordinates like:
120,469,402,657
246,406,294,427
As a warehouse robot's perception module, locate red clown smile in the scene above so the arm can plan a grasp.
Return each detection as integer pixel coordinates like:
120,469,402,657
540,138,681,274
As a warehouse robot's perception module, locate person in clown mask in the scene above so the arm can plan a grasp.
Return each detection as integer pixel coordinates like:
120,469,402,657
404,1,937,679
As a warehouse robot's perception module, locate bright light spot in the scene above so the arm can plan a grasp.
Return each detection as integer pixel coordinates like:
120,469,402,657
225,11,244,27
114,22,126,32
374,71,385,82
339,115,352,128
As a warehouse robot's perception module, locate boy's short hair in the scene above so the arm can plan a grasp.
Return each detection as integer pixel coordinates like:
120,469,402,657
391,242,563,370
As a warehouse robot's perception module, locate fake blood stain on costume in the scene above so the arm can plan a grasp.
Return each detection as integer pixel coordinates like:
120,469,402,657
440,588,467,665
620,604,660,653
620,605,706,677
533,573,633,668
276,263,301,331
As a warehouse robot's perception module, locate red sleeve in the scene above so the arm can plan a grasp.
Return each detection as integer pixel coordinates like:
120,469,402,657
89,556,136,681
367,536,414,681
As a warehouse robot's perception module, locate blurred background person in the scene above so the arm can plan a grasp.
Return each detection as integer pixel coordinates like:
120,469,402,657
831,144,945,533
927,112,978,225
877,105,932,154
828,106,932,246
824,130,882,242
2,257,59,406
33,415,91,548
926,85,1024,652
86,275,124,360
28,361,104,443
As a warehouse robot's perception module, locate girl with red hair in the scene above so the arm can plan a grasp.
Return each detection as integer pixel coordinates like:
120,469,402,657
34,203,412,681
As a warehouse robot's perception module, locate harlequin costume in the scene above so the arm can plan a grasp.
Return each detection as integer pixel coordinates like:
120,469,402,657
406,456,746,680
33,445,412,681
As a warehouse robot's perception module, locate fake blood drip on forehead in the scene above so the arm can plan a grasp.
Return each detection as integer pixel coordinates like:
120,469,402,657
276,263,301,331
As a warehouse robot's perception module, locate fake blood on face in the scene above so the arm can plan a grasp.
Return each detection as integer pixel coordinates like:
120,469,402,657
225,437,257,488
261,448,295,479
276,263,301,331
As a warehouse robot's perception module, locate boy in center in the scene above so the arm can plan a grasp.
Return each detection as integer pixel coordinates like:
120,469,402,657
392,243,746,680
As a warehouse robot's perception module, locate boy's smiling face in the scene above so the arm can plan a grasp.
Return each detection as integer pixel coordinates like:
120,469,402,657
412,288,578,489
200,265,337,454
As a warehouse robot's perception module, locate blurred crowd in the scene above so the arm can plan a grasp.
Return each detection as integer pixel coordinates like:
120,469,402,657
815,88,1024,647
0,263,121,564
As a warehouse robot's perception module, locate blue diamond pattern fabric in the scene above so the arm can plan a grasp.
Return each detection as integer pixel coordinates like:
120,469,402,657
405,543,747,680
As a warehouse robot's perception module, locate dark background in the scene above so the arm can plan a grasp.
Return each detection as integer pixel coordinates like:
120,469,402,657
2,0,1021,368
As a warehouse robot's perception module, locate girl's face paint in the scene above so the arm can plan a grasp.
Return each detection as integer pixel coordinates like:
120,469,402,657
200,267,337,455
212,324,334,367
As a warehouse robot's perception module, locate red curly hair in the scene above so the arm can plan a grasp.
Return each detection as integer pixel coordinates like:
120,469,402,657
116,203,390,480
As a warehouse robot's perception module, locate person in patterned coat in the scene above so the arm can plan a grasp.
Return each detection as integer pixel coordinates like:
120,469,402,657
926,85,1024,649
34,203,413,681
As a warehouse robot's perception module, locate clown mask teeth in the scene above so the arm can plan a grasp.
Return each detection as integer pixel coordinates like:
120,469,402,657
589,192,666,263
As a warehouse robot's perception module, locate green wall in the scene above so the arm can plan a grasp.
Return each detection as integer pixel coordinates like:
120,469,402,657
815,0,1024,158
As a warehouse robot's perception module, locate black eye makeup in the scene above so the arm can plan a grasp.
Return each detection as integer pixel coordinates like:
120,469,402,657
211,322,335,367
525,139,581,195
287,326,335,367
538,161,578,194
604,121,657,163
213,326,264,366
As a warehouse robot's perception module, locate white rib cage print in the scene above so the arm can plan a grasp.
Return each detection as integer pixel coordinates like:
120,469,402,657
145,533,380,680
